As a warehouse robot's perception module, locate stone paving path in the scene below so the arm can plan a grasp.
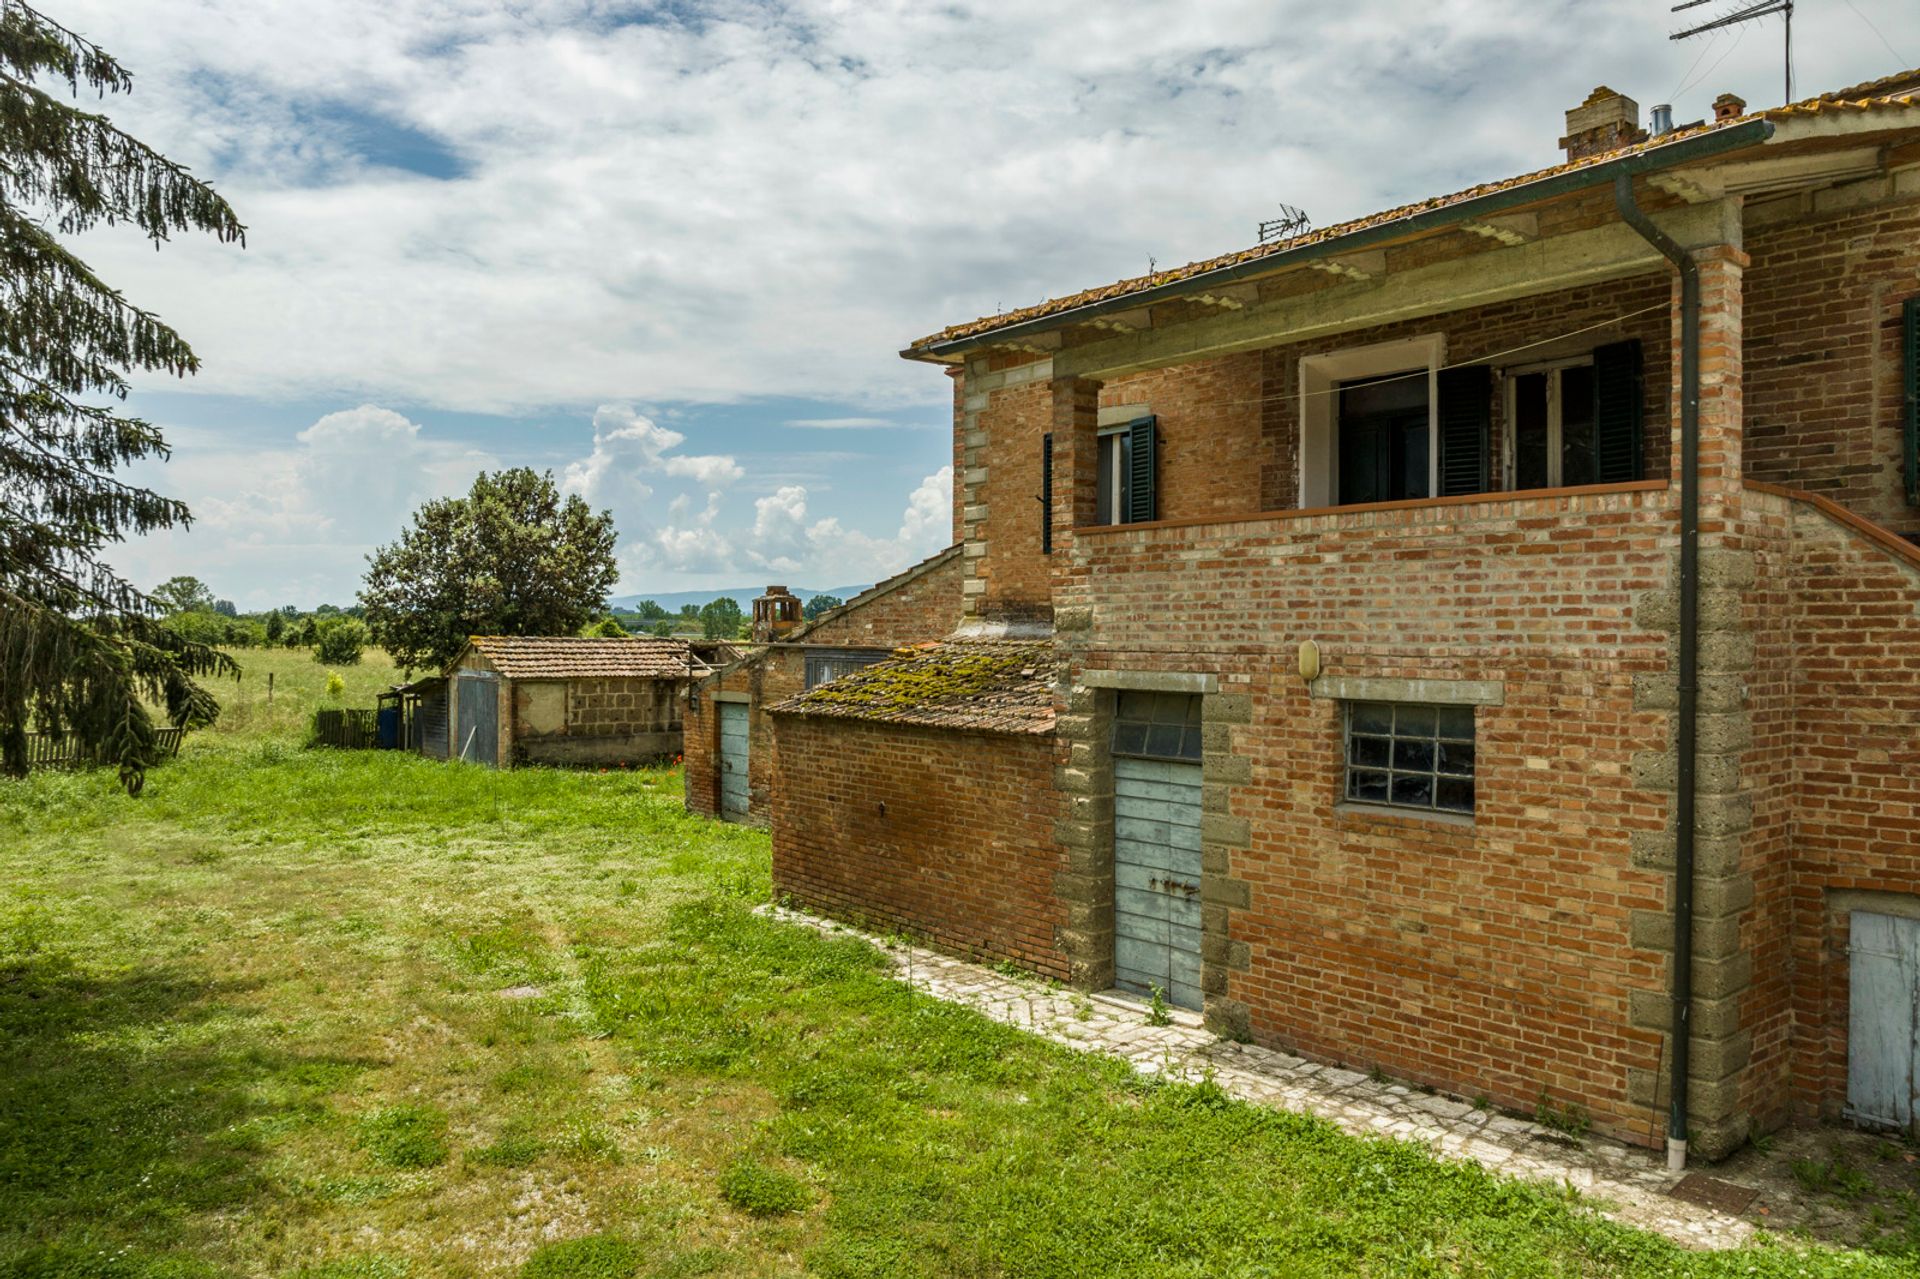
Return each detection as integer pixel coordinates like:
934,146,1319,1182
763,905,1755,1251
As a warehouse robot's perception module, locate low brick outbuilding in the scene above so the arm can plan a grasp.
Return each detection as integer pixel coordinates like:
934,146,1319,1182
447,636,700,768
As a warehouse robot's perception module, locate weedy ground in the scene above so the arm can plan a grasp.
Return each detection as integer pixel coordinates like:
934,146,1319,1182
0,650,1911,1277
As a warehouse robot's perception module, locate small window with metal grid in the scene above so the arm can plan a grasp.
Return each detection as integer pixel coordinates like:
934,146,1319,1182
1111,691,1203,762
1344,701,1475,815
804,649,889,690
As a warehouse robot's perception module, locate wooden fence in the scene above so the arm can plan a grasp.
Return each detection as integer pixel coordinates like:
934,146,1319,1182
312,708,381,749
24,727,185,769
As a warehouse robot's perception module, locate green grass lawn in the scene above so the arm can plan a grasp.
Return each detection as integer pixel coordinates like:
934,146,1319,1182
0,682,1907,1277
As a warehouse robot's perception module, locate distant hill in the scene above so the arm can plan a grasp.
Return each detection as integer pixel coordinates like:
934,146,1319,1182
608,585,871,615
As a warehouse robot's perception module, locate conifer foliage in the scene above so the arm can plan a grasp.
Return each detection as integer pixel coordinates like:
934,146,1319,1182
0,3,245,792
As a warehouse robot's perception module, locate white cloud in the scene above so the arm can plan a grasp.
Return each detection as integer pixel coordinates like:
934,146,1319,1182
61,0,1913,416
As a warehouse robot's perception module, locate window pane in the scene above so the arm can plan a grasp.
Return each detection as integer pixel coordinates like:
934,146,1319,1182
1391,773,1434,807
1437,777,1474,813
1096,434,1118,525
1435,705,1474,740
1351,703,1393,735
1181,726,1205,759
1561,364,1597,487
1437,741,1476,776
1112,722,1147,755
1393,738,1435,771
1145,723,1184,758
1350,769,1390,802
1351,735,1390,768
1514,371,1550,490
1395,704,1436,737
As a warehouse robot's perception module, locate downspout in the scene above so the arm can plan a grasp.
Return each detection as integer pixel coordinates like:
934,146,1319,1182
1614,170,1699,1173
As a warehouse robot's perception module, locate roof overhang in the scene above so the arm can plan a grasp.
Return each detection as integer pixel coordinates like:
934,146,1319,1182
904,119,1775,365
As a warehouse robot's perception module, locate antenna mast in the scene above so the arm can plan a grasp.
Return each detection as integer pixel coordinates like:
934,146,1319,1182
1670,0,1794,103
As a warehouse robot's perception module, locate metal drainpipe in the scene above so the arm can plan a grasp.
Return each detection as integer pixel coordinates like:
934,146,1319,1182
1614,170,1700,1173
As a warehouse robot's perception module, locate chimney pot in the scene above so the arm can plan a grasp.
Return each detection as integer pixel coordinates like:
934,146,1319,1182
1713,92,1747,122
1560,86,1645,162
1650,103,1674,135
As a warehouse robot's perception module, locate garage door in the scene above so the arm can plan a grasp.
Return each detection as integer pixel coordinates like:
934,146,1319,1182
718,702,750,821
1112,691,1205,1012
1849,910,1920,1131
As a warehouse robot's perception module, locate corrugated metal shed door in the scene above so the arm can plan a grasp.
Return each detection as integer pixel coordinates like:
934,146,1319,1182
1849,911,1920,1131
1113,755,1203,1011
718,702,750,821
455,673,499,767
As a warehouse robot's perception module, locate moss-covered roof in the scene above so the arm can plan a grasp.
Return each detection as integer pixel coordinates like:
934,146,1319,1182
768,640,1056,735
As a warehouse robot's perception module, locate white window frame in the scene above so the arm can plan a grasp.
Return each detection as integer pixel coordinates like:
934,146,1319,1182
1095,402,1148,526
1298,334,1445,509
1503,355,1596,491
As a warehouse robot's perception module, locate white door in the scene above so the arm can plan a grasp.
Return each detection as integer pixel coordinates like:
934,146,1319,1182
1113,755,1204,1010
718,702,750,821
1849,911,1920,1131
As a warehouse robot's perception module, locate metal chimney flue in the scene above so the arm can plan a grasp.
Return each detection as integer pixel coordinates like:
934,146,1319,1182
1650,103,1674,135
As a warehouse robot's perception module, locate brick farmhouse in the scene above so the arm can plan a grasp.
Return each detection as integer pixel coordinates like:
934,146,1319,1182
704,71,1920,1165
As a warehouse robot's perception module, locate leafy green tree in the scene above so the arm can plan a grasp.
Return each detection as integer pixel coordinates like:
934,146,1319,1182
212,598,236,617
699,596,743,640
583,615,627,638
648,620,675,638
297,617,318,647
359,468,618,673
679,603,699,620
264,611,285,644
803,593,844,621
312,616,366,666
150,575,215,615
632,599,668,621
0,6,245,790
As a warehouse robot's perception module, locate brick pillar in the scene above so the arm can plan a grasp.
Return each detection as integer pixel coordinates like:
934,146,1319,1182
956,361,992,619
1629,243,1757,1159
1673,245,1747,533
948,366,967,547
1050,375,1101,556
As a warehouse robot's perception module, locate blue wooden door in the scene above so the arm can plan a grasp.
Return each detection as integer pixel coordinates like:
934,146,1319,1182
1849,911,1920,1131
718,702,750,821
455,673,499,768
1113,755,1203,1010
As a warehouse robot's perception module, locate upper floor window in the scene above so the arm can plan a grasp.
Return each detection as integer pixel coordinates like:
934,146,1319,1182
1095,428,1132,525
1510,360,1597,490
1090,412,1157,525
1337,372,1431,505
804,649,888,690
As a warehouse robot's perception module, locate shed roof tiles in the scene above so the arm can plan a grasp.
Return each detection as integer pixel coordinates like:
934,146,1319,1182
770,640,1056,735
463,636,696,680
907,72,1920,353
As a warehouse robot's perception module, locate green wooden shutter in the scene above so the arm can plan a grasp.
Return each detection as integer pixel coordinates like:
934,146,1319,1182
1126,415,1157,523
1041,432,1054,553
1593,339,1645,484
1903,297,1918,507
1436,366,1491,496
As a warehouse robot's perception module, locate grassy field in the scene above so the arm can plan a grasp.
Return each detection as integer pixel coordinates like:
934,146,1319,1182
0,653,1907,1276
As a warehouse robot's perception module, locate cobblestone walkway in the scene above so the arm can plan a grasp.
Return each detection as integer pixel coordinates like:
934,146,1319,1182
764,905,1754,1250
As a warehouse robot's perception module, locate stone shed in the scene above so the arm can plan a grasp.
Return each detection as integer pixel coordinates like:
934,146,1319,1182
447,636,702,769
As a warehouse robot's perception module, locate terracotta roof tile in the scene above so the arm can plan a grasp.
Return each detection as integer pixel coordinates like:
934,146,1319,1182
464,636,694,680
909,74,1920,352
769,639,1056,735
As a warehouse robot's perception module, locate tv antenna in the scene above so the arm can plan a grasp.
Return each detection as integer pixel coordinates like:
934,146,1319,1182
1671,0,1794,103
1258,203,1312,246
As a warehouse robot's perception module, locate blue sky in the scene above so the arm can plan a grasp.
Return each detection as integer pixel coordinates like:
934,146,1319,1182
59,0,1916,609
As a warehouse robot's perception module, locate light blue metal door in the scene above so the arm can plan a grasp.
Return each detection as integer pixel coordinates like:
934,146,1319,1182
1849,911,1920,1131
454,673,498,768
718,702,750,821
1114,755,1203,1010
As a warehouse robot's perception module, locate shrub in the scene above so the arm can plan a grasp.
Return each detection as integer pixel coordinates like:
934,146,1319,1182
718,1158,811,1217
583,616,628,638
313,616,368,666
519,1235,641,1279
357,1104,449,1169
325,672,346,700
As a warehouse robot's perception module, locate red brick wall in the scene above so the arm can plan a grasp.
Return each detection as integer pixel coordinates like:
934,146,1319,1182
799,549,960,646
1099,354,1266,522
975,376,1053,621
1065,485,1678,1145
1743,197,1920,536
1746,490,1920,1117
770,716,1068,978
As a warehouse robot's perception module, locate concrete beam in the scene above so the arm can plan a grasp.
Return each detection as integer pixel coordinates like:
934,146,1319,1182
1459,212,1538,245
1307,249,1387,281
1054,199,1742,381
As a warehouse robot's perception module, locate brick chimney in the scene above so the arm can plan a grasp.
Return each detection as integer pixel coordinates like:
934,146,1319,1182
1561,86,1645,162
1713,92,1747,122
